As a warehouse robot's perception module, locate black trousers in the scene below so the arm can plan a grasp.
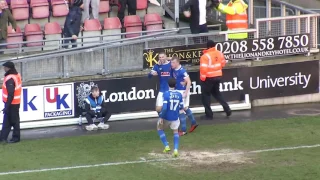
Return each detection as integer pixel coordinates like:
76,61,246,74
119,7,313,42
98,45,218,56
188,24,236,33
201,77,230,117
86,111,111,124
118,0,136,22
191,24,208,44
0,104,20,141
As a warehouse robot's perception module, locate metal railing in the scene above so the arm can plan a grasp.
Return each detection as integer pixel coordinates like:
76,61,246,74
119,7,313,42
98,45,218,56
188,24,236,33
0,24,222,58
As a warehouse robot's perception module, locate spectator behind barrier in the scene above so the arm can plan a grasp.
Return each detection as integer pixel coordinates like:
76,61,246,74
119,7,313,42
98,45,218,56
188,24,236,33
212,0,248,40
84,86,111,131
183,0,208,44
63,0,83,48
82,0,99,22
118,0,136,23
0,0,17,53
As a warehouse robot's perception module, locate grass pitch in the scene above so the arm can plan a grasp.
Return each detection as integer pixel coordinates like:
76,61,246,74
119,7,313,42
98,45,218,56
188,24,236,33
0,116,320,180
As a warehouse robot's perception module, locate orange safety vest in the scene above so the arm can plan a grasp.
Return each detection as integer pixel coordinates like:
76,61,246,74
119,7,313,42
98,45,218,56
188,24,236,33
225,1,248,31
199,48,226,81
2,73,22,104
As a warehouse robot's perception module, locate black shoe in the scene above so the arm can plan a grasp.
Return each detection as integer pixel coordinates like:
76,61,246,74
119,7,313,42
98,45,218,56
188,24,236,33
200,115,213,120
226,110,232,117
8,139,20,143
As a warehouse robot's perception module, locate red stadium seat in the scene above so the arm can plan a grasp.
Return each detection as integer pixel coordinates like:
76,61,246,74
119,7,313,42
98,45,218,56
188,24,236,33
83,19,102,46
144,13,163,34
103,17,122,41
84,19,102,31
24,23,44,47
10,0,29,20
124,15,142,38
30,0,50,19
6,26,23,49
51,0,69,17
136,0,147,10
44,22,62,35
44,22,62,50
104,17,122,30
99,0,110,14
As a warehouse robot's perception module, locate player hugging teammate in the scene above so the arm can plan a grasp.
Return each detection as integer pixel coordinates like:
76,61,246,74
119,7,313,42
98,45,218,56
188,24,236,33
148,53,199,157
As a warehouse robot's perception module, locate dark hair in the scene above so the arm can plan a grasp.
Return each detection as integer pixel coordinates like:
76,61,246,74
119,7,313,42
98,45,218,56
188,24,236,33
91,86,99,92
171,56,180,63
168,78,176,88
159,52,166,56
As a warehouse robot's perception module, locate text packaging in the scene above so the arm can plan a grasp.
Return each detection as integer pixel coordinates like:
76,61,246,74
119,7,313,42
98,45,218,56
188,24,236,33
0,83,74,123
74,60,319,116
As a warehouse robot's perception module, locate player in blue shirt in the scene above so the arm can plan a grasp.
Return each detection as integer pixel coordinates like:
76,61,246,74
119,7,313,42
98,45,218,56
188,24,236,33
157,78,183,157
171,57,198,136
148,52,172,119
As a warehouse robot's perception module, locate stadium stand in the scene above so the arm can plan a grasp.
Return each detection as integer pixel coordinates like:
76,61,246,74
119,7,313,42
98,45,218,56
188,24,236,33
51,0,69,17
82,19,102,46
136,0,148,17
103,17,122,41
124,15,142,38
30,0,49,18
24,23,44,47
99,0,110,22
10,0,29,21
144,13,163,34
44,22,62,50
6,25,23,49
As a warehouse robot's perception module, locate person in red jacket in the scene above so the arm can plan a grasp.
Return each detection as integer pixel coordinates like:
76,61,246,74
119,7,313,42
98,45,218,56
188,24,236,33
199,40,231,120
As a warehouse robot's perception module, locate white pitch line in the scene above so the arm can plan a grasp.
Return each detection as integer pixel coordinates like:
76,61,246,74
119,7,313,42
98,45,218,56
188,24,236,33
1,144,320,176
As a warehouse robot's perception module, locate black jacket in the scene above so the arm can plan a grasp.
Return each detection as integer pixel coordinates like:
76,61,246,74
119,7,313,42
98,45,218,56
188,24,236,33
183,0,207,33
63,6,82,37
85,93,107,116
3,68,19,109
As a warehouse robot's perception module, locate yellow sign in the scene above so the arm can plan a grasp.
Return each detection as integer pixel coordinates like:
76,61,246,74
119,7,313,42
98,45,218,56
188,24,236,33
143,44,206,68
143,50,159,68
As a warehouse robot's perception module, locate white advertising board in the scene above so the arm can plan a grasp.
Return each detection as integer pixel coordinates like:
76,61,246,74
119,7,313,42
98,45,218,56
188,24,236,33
0,83,74,123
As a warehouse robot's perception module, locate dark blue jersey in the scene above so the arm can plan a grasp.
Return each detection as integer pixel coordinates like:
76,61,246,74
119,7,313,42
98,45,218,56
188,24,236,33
148,61,172,92
172,65,189,90
160,90,184,121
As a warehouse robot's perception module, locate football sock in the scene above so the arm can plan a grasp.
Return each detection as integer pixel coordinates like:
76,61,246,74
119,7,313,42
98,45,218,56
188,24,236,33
173,132,179,151
157,130,168,147
179,113,187,132
185,108,196,125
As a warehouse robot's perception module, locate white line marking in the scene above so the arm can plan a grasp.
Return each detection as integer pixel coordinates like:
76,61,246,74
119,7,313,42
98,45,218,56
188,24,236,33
1,144,320,176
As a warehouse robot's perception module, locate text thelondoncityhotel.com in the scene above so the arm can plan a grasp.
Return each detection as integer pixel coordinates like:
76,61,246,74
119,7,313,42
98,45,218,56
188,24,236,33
224,47,309,59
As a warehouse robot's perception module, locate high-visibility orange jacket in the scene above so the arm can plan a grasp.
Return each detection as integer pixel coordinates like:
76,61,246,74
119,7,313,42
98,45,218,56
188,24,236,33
217,0,248,39
2,73,22,104
200,47,226,81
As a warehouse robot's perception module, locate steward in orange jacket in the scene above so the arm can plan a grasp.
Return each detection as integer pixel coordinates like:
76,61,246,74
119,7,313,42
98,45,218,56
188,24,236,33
199,40,231,120
0,61,22,144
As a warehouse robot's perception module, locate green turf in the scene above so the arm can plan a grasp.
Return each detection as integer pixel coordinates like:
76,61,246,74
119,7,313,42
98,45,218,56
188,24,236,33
0,116,320,180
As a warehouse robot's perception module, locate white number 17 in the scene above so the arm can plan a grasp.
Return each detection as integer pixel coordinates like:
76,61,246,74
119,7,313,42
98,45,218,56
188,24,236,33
170,100,180,111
